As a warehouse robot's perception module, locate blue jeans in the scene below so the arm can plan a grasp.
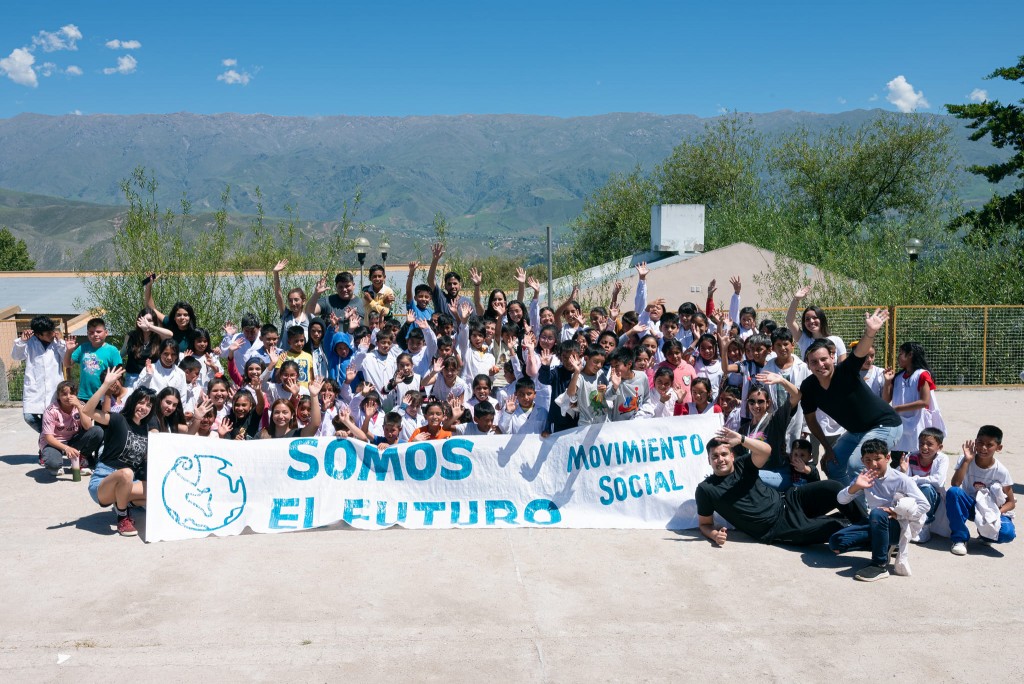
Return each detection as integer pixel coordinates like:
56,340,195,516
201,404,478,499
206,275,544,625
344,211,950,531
758,468,792,492
824,424,904,485
23,413,43,434
828,508,900,566
945,486,1016,544
918,483,940,525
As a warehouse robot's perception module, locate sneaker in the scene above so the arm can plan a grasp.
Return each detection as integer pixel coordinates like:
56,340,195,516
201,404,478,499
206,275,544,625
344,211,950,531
117,515,138,537
951,541,967,556
78,461,92,477
855,565,890,582
911,527,931,544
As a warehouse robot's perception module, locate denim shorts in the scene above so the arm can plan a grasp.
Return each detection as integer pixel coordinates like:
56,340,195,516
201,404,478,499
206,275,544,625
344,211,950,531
88,462,117,506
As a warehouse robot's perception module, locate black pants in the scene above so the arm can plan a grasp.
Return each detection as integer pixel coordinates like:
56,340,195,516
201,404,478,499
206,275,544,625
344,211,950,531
766,480,866,546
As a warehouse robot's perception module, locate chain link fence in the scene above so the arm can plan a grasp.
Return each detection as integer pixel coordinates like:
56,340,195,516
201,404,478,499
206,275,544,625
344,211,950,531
763,305,1024,387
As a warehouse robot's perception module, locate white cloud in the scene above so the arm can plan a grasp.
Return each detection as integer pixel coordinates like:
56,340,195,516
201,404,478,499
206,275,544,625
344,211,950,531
868,94,879,102
217,68,252,85
837,97,847,105
885,75,929,113
222,58,237,67
969,88,988,103
72,109,82,115
106,39,142,50
38,61,58,77
0,47,38,87
32,24,82,52
103,54,138,75
65,65,83,76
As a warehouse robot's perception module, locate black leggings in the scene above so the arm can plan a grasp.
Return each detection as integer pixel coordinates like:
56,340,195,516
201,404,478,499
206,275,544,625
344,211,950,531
766,480,866,546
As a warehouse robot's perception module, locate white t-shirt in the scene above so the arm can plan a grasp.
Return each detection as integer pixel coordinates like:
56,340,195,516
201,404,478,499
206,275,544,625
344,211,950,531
955,457,1014,517
798,333,848,361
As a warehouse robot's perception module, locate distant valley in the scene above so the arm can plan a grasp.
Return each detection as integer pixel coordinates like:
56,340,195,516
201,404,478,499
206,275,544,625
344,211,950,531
0,110,1006,269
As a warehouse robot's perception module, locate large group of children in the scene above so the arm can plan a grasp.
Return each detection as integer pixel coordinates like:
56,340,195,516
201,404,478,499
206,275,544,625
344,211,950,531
11,242,1015,559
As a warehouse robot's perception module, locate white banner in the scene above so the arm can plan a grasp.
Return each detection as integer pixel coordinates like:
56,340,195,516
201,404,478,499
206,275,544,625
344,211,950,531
145,414,722,542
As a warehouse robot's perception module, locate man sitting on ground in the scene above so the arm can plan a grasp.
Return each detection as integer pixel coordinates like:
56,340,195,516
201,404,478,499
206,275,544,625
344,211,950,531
697,427,865,546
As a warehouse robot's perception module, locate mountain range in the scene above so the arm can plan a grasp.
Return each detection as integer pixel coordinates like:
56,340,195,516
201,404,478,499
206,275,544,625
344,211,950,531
0,110,1006,270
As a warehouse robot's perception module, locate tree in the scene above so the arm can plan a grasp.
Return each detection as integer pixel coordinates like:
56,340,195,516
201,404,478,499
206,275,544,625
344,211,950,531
563,166,658,270
0,227,36,270
655,114,763,211
79,167,362,336
771,113,955,235
946,54,1024,247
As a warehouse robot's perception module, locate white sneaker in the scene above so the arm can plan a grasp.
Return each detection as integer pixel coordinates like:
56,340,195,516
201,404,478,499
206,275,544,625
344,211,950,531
912,527,931,544
951,542,967,556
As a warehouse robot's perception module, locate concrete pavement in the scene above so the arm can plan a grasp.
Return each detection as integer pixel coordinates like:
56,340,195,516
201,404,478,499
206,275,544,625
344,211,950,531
1,390,1023,682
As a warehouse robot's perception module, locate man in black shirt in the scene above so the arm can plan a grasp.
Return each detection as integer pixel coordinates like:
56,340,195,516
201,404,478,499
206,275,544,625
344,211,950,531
800,308,903,485
697,430,864,546
306,271,363,320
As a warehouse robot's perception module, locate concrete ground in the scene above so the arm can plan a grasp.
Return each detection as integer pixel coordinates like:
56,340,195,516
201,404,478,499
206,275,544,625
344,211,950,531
1,390,1023,683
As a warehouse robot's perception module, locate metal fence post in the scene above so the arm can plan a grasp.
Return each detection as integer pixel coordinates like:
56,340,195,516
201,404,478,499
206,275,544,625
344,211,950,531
982,306,989,386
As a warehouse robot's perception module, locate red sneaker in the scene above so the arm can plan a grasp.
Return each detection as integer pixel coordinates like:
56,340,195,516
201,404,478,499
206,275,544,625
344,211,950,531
117,515,138,537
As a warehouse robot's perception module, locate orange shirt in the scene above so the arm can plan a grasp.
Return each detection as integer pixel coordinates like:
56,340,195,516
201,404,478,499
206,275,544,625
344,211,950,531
409,427,452,441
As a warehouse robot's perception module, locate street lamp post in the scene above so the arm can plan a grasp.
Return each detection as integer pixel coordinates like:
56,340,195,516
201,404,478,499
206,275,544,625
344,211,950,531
355,236,370,291
379,238,390,266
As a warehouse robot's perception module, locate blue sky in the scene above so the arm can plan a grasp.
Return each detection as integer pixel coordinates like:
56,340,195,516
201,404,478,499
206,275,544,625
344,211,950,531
1,1,1021,118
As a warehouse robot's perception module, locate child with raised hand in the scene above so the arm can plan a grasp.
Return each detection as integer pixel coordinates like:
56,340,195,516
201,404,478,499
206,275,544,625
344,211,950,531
137,339,188,396
557,346,610,426
351,327,398,401
605,346,651,421
276,325,316,389
13,315,67,433
828,438,930,582
313,378,342,437
259,377,323,439
644,367,679,418
498,377,548,435
423,355,471,403
726,275,756,341
453,300,496,384
397,390,426,441
401,312,438,376
884,341,940,460
220,313,262,376
189,398,220,438
325,329,355,385
898,427,947,543
272,259,311,345
453,399,502,436
101,365,132,414
216,387,260,440
347,386,385,439
788,439,820,488
121,308,172,388
405,261,435,321
246,324,280,367
946,425,1016,555
183,327,223,387
65,317,123,401
383,352,421,409
678,377,722,416
410,398,452,441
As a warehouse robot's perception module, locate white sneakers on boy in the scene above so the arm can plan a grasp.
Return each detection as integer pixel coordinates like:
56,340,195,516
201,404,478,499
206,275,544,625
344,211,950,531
951,541,967,556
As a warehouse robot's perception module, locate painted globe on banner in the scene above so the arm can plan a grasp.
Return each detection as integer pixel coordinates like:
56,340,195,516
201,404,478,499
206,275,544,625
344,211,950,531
161,454,247,532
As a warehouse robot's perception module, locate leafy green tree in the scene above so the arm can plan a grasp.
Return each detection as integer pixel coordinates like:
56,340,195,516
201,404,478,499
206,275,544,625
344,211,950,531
0,227,36,271
562,167,658,270
771,113,955,235
655,114,764,211
946,54,1024,247
79,167,362,336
